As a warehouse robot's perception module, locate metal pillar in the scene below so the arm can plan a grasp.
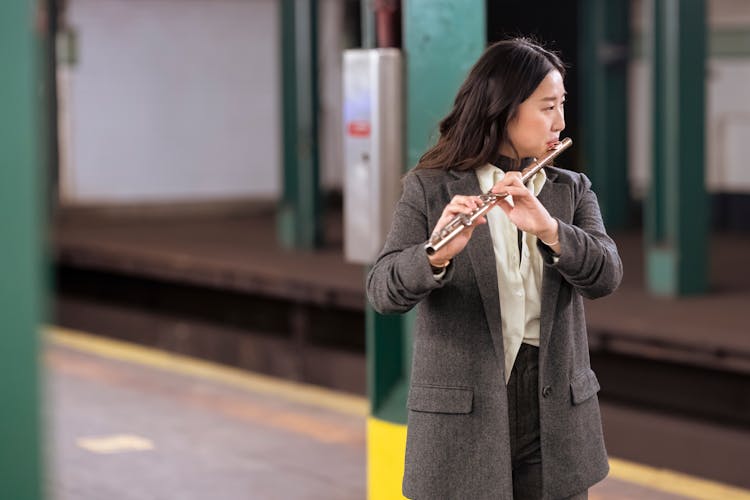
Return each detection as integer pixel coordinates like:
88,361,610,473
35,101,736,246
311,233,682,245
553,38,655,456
579,0,630,229
647,0,708,295
405,1,486,170
278,0,322,250
44,0,59,211
0,1,44,498
366,2,485,499
362,1,410,496
361,0,375,49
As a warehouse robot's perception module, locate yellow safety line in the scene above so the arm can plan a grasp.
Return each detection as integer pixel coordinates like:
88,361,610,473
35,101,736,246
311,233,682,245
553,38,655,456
367,417,408,500
45,326,368,417
608,458,750,500
46,327,750,499
362,423,750,500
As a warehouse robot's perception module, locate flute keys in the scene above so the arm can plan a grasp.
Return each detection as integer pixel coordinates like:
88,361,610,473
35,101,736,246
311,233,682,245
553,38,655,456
423,138,572,256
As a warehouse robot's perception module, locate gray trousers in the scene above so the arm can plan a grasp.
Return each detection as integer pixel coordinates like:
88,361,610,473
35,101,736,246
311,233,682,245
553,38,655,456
507,343,588,500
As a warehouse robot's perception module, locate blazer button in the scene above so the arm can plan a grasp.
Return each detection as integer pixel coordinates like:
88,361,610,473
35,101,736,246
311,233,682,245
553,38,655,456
542,385,552,398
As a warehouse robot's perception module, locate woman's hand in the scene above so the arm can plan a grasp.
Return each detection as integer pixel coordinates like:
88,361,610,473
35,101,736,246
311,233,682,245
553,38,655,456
491,172,560,251
427,195,488,267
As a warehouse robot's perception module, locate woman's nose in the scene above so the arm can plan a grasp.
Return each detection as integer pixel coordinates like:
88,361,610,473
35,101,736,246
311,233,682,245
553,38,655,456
552,109,565,132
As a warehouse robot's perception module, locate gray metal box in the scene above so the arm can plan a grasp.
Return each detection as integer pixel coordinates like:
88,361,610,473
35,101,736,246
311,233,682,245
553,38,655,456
343,49,403,264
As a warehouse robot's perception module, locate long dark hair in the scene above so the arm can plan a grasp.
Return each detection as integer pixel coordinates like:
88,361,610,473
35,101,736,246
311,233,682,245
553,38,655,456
415,37,565,171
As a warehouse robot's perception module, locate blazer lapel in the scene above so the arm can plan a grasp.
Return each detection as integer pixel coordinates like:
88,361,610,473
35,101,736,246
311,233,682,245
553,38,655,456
446,169,506,378
536,170,568,359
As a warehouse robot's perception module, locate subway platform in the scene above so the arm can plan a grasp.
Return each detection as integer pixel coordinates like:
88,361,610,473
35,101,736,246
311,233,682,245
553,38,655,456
52,206,750,488
47,327,750,500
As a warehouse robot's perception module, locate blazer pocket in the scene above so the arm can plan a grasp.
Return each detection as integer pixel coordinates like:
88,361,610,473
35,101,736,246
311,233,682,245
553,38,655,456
570,368,601,405
407,384,473,414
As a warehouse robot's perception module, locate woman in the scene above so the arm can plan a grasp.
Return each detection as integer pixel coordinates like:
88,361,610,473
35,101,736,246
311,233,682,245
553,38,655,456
366,38,622,499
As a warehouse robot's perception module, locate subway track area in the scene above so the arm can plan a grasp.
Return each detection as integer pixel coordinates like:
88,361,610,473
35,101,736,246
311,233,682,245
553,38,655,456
47,327,749,500
53,208,750,492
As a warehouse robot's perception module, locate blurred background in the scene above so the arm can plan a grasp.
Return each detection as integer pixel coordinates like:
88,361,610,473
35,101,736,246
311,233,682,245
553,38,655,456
1,0,748,499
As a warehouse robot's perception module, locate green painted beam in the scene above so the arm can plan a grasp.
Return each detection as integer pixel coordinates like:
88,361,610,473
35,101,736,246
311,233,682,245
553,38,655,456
366,302,406,423
579,0,630,229
0,1,44,499
365,0,485,426
278,0,322,250
647,0,708,295
360,0,375,49
359,0,405,425
404,0,486,170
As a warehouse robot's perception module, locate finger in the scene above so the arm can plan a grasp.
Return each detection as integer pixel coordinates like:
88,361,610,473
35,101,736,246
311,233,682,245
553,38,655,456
503,172,525,187
501,185,530,198
432,215,465,240
496,199,513,216
451,195,483,208
467,214,487,226
445,195,486,216
444,203,474,216
490,177,521,193
445,201,474,215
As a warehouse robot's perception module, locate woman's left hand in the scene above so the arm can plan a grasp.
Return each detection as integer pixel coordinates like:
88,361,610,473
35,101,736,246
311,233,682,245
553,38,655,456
491,171,559,247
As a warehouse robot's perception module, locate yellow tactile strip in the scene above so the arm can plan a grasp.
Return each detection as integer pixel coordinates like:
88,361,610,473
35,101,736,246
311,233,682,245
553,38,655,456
608,458,750,500
46,326,368,417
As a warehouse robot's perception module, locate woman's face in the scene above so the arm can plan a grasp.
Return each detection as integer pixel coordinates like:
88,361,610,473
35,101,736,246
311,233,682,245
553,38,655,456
502,69,566,159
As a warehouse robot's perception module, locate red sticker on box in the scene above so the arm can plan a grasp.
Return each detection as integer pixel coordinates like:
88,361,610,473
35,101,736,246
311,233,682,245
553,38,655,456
347,121,371,137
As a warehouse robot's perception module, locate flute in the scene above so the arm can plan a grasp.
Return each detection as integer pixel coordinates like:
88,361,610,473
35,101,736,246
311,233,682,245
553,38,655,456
424,137,572,256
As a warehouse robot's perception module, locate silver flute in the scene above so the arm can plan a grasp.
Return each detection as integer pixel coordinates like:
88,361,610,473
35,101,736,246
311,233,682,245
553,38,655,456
424,137,573,256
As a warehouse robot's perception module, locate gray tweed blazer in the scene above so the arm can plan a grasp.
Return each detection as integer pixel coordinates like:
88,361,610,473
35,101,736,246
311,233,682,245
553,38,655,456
366,165,623,499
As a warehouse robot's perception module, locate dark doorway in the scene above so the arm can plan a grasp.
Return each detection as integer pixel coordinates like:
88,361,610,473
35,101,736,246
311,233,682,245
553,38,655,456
486,1,580,172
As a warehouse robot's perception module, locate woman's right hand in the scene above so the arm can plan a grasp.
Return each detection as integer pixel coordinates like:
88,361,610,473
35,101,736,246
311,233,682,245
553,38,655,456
427,195,489,267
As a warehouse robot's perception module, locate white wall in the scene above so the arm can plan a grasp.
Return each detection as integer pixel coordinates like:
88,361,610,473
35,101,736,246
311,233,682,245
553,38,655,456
709,0,750,27
319,0,345,192
706,61,750,193
629,0,750,197
59,0,281,205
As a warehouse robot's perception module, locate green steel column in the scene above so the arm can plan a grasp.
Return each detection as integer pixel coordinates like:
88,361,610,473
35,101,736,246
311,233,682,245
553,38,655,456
361,0,376,49
367,307,408,423
367,4,485,498
647,0,708,295
278,0,322,249
579,0,630,229
405,0,486,171
368,0,486,426
0,1,44,499
360,0,406,426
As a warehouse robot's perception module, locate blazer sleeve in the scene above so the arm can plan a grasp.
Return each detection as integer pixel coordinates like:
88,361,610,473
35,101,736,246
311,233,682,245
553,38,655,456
537,172,623,299
366,172,455,314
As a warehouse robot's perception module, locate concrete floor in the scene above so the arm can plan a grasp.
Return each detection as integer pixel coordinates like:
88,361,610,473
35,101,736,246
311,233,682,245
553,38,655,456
47,339,365,500
45,330,748,500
